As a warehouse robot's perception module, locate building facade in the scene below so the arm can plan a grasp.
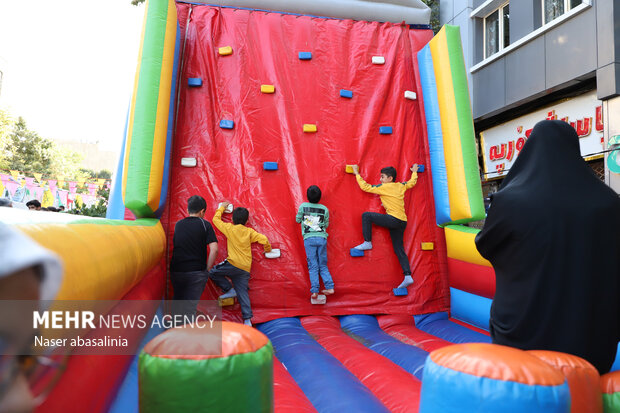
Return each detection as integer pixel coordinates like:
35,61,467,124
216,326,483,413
440,0,620,194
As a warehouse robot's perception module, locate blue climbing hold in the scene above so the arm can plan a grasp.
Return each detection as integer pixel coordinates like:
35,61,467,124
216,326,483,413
219,119,234,129
263,162,278,170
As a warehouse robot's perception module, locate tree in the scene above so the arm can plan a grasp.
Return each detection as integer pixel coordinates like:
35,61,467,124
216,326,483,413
97,169,112,180
81,168,112,179
3,116,84,177
0,109,15,170
5,117,54,173
48,145,84,178
421,0,441,34
131,0,145,5
68,186,109,218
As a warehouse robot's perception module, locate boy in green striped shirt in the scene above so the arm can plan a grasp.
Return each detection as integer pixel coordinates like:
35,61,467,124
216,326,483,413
296,185,334,299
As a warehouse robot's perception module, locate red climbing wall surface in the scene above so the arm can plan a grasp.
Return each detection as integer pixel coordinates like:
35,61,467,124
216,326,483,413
167,3,449,323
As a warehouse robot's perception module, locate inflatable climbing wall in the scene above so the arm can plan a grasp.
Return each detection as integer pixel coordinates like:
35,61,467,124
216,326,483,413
165,4,449,322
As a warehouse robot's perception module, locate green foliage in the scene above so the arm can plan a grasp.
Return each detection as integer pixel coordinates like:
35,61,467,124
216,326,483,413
0,109,15,170
421,0,441,34
131,0,145,5
97,169,112,180
5,117,54,173
67,187,110,218
3,116,85,177
80,168,112,179
49,145,84,178
67,198,108,218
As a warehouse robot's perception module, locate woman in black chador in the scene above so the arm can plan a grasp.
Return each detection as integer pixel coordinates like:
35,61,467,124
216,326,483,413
475,119,620,374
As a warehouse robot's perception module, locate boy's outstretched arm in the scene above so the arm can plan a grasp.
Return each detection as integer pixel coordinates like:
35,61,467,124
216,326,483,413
355,172,385,194
351,165,387,194
251,230,272,252
212,205,231,237
404,164,419,189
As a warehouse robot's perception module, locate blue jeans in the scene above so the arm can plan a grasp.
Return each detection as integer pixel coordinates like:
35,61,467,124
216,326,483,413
304,237,334,293
208,261,253,320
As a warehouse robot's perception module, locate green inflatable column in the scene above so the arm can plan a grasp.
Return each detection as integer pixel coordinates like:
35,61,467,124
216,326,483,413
139,321,274,412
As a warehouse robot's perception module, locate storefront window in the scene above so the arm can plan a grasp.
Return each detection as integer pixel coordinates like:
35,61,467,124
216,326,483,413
543,0,583,24
484,3,509,59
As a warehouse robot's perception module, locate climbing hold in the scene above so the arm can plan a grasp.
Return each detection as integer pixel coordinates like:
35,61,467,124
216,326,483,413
188,78,202,87
421,242,434,250
350,248,364,257
218,202,233,213
303,124,317,133
340,89,353,98
265,249,281,259
218,46,233,55
311,294,327,305
263,162,278,170
218,297,235,306
219,119,234,129
298,52,312,60
379,126,393,135
345,165,356,174
261,85,275,94
372,56,385,65
404,90,417,100
393,287,408,296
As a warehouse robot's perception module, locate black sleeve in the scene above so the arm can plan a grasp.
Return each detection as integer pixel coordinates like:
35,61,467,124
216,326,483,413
204,220,218,244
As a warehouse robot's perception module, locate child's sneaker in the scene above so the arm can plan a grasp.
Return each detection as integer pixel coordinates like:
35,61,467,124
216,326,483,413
321,289,334,295
219,288,237,299
244,319,252,327
311,293,318,299
353,241,372,250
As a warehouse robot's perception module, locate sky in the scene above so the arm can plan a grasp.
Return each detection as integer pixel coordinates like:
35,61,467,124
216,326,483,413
0,0,145,152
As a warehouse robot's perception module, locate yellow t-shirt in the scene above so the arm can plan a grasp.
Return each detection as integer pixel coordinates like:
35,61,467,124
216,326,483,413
212,207,271,272
355,172,418,221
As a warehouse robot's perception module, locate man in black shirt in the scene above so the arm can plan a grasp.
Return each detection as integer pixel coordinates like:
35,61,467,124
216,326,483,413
170,195,218,317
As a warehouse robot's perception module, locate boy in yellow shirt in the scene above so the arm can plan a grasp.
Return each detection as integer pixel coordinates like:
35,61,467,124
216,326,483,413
209,201,271,326
352,164,419,290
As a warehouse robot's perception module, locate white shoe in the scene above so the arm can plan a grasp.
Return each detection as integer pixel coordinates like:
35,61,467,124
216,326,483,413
244,319,252,327
353,241,372,250
219,288,237,299
397,275,414,289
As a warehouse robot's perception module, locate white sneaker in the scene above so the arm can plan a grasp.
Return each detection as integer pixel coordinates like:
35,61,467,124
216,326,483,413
219,288,237,299
397,275,414,289
353,241,373,250
244,319,252,327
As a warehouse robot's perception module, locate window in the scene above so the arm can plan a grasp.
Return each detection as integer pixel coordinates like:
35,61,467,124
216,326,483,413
543,0,582,24
484,3,509,58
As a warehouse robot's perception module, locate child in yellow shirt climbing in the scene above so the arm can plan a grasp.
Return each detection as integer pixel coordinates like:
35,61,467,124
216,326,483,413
209,201,271,326
352,164,419,290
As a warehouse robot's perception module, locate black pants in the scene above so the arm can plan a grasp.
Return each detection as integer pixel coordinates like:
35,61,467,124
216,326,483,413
362,212,411,275
170,270,208,319
208,261,253,320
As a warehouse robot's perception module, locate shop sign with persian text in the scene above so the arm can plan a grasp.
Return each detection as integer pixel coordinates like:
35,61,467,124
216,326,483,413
480,90,604,179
